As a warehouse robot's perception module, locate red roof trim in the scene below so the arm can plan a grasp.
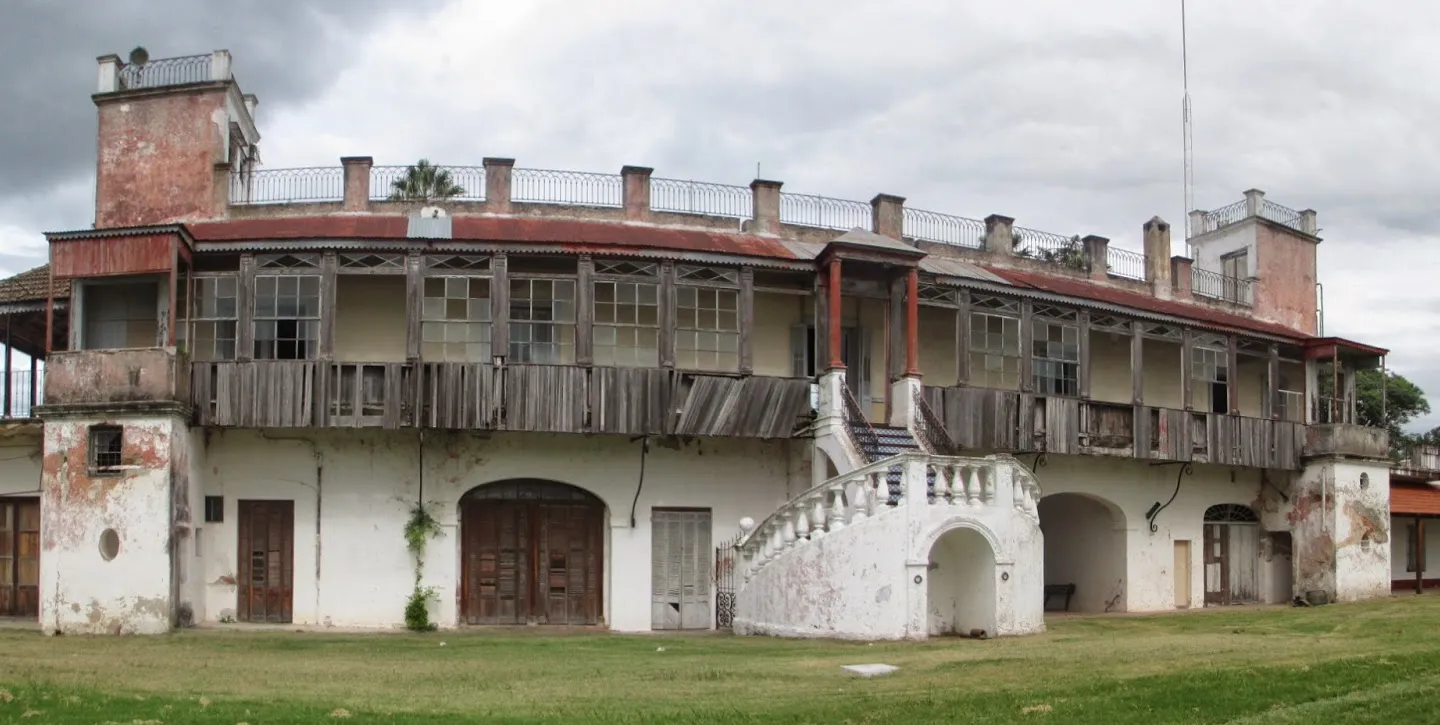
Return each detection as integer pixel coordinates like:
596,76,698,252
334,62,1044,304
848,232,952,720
1392,483,1440,517
187,216,800,262
1303,337,1389,358
978,266,1312,339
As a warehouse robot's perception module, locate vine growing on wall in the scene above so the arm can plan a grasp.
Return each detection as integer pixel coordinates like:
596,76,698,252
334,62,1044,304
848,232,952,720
403,501,443,631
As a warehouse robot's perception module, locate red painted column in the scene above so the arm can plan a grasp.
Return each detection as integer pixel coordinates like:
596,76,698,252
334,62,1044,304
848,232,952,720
827,257,844,371
905,267,920,377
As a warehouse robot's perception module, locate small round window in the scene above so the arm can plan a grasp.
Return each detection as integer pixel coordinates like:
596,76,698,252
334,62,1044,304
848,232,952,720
99,529,120,561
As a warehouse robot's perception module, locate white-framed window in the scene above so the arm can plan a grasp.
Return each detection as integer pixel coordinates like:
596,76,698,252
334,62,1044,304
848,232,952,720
509,278,575,364
253,274,320,360
421,276,491,362
1192,345,1229,413
1031,319,1079,396
594,279,660,368
969,311,1020,390
676,285,739,372
179,275,238,361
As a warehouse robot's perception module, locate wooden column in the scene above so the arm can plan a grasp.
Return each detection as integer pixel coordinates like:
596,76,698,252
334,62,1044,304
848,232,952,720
319,251,338,359
1078,310,1091,400
826,257,843,371
44,267,53,356
1019,300,1034,392
1416,516,1425,595
1226,335,1240,414
576,255,594,366
1264,343,1280,419
491,253,509,362
659,261,676,369
1180,328,1194,410
3,315,11,417
887,275,904,383
404,252,422,360
237,253,256,360
738,267,754,374
1130,321,1144,404
955,290,971,386
905,267,919,377
167,239,179,346
28,365,36,411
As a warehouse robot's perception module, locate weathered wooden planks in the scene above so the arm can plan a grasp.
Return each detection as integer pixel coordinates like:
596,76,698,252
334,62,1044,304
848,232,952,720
673,375,812,439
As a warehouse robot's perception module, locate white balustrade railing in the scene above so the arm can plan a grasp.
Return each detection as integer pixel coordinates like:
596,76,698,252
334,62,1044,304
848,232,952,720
735,452,1040,582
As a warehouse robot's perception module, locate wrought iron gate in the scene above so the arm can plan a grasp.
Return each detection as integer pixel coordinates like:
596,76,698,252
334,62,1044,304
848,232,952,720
714,531,740,629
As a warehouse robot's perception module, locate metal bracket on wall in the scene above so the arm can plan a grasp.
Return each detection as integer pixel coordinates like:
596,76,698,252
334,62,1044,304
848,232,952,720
1145,461,1194,533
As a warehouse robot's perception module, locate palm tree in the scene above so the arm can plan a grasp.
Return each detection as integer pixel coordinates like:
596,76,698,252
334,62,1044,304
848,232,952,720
389,159,465,202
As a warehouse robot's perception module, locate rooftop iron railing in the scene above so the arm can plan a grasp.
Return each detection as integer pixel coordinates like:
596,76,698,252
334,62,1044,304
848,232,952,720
1200,200,1247,234
778,193,872,232
512,168,622,207
1259,199,1304,232
650,178,752,219
1191,266,1253,306
117,54,214,90
1106,246,1146,281
230,167,344,204
370,165,486,202
902,208,985,249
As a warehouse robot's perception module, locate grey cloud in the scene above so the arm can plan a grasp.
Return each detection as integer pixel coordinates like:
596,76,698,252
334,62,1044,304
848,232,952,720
0,0,445,197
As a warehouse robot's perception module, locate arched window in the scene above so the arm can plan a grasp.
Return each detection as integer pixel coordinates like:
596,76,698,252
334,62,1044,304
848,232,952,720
1203,504,1259,523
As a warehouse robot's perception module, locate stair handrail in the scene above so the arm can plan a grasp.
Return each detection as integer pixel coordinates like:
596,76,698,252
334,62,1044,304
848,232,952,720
737,451,919,552
912,388,959,455
840,382,883,462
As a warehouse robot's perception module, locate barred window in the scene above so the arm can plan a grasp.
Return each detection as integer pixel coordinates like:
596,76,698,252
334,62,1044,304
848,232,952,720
509,278,575,364
1031,320,1079,396
594,280,659,367
676,286,739,372
253,275,320,360
422,277,491,362
969,311,1020,390
178,276,238,361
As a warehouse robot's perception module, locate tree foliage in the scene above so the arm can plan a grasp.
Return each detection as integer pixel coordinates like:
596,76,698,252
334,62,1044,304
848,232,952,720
1355,369,1430,458
389,159,464,202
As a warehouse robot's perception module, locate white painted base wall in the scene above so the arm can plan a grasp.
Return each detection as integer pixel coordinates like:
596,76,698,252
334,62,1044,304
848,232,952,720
196,429,808,631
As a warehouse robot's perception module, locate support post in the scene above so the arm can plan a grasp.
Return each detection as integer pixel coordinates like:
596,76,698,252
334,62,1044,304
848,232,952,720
955,291,971,387
319,251,337,359
905,267,919,377
1019,300,1034,393
404,252,421,360
659,261,676,369
491,253,509,362
237,253,256,360
1264,343,1280,420
1227,335,1240,415
1417,516,1425,595
1078,310,1091,400
738,267,754,374
1130,320,1144,405
826,257,843,371
2,314,11,417
167,239,179,347
1180,328,1194,411
576,255,594,366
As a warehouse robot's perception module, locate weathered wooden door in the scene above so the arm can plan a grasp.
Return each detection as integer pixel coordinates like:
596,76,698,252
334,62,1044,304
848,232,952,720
1173,539,1191,609
0,498,40,618
1204,505,1260,606
460,481,603,626
237,500,294,623
651,509,712,630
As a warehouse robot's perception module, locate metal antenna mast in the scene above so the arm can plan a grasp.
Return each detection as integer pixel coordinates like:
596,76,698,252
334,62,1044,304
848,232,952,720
1182,0,1195,255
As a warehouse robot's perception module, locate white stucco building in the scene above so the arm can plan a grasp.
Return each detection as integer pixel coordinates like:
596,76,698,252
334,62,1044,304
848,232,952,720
0,49,1397,637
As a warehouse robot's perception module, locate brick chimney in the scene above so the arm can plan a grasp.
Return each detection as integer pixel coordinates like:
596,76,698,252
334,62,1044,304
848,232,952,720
1143,217,1172,299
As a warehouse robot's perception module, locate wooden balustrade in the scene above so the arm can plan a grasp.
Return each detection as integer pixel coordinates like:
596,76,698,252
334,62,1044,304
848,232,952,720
922,385,1305,470
191,360,814,438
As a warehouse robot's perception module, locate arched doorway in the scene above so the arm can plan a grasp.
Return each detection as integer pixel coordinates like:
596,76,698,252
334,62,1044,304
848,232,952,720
1038,493,1127,613
459,480,605,626
927,527,997,636
1203,503,1260,605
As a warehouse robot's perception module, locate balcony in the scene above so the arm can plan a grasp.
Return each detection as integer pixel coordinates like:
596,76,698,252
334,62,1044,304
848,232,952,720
1304,424,1390,461
922,386,1307,470
190,360,814,438
41,348,189,413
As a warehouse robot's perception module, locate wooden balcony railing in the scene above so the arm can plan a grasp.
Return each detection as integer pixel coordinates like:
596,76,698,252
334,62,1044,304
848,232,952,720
921,386,1306,470
191,361,814,439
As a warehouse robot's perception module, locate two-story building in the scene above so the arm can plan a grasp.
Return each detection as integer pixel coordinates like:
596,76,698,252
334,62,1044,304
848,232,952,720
0,49,1396,637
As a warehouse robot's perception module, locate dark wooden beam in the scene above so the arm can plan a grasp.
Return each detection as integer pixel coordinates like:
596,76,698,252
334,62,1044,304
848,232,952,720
738,266,754,375
404,252,421,360
826,258,843,371
1180,328,1194,411
237,253,256,360
1019,300,1034,393
1264,343,1280,419
491,252,509,362
1227,334,1240,414
956,290,971,387
3,314,11,416
1130,320,1144,405
319,251,337,359
1418,516,1426,596
659,261,676,369
905,267,919,377
1078,310,1091,400
576,255,594,366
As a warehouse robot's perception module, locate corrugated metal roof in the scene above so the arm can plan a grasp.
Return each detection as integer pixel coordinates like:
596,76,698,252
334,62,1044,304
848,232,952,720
407,214,452,239
920,257,1007,283
829,228,925,256
983,266,1312,340
1393,484,1440,516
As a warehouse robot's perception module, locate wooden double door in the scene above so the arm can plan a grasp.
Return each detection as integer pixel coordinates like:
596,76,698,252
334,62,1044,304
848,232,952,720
460,481,604,626
237,500,295,623
1203,520,1260,605
0,498,40,618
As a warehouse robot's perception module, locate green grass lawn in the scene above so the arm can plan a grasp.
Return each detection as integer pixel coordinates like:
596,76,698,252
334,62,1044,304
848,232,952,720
2,597,1440,724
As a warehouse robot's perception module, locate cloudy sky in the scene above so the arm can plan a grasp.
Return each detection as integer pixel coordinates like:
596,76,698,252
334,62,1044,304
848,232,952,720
1,1,1435,427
